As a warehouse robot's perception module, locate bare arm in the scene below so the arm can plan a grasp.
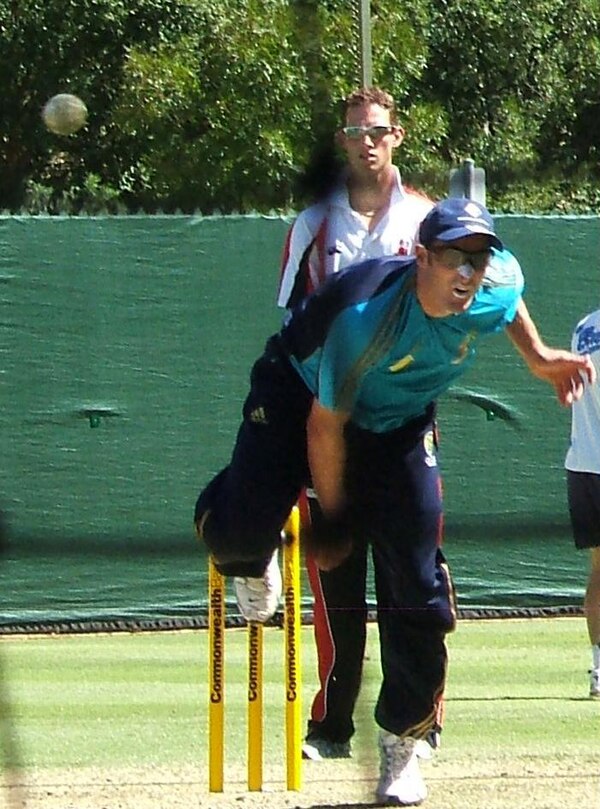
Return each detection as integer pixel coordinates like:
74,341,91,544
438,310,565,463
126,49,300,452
506,299,596,405
305,399,352,570
306,398,350,516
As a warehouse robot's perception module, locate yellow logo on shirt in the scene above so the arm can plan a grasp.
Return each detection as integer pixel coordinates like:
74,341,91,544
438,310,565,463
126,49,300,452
389,340,421,372
389,354,414,372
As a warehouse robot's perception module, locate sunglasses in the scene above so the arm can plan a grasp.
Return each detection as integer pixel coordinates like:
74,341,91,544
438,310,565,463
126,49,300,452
429,246,492,272
341,125,395,141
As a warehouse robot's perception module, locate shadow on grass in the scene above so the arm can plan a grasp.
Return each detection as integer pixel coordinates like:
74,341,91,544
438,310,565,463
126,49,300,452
295,805,382,809
0,509,27,808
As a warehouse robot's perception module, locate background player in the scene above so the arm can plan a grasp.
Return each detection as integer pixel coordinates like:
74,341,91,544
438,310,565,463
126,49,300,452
565,308,600,698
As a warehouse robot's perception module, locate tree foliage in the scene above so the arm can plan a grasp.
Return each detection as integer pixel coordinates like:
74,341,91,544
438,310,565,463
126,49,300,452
1,0,599,213
417,0,600,190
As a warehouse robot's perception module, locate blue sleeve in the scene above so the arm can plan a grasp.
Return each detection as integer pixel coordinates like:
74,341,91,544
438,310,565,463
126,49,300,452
475,248,525,332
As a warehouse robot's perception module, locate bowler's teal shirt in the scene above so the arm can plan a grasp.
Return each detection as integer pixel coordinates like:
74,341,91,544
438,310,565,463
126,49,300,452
280,249,523,432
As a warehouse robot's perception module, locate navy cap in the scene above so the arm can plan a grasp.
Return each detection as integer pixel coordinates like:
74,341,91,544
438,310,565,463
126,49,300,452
419,198,503,249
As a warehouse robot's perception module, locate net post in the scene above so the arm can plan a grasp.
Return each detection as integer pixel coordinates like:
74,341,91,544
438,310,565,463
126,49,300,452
359,0,373,86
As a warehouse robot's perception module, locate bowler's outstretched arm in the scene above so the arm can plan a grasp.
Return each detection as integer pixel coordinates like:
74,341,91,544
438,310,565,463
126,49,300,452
506,299,596,405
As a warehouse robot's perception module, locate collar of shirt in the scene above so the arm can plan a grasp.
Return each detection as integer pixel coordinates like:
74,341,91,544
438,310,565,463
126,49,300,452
329,165,406,213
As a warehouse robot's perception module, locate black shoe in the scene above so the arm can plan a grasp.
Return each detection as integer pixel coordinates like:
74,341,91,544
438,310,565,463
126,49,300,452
302,737,352,760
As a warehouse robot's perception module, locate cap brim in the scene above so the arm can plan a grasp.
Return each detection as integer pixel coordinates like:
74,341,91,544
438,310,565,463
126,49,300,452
436,226,503,250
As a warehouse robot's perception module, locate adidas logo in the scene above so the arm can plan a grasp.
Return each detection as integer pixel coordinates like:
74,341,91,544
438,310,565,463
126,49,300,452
249,407,268,425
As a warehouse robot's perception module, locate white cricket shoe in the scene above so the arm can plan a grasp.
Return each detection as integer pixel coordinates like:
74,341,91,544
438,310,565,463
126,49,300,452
234,549,282,623
590,668,600,698
376,731,427,806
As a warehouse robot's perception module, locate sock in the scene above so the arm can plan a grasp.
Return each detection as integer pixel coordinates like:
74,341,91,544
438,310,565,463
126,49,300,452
593,643,600,670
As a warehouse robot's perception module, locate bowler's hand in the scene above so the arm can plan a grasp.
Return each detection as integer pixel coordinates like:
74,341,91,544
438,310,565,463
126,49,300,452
309,540,353,572
505,301,596,406
529,349,596,406
302,513,353,571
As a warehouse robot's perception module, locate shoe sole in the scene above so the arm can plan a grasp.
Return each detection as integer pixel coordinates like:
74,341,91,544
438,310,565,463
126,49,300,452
301,745,351,761
301,746,322,761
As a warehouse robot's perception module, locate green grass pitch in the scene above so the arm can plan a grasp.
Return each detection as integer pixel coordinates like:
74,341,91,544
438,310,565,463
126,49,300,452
0,618,598,808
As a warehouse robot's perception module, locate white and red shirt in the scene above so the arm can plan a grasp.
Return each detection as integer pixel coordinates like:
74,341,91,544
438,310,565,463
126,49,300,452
565,308,600,473
277,167,433,309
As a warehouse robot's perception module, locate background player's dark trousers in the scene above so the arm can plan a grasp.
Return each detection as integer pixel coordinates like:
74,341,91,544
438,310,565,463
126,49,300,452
303,522,368,744
196,337,456,737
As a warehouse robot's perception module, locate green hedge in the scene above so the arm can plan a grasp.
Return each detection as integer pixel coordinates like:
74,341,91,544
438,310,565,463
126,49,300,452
1,0,599,214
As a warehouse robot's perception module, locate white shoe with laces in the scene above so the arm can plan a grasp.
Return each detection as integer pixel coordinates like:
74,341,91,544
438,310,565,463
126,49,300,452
376,731,427,806
234,549,282,623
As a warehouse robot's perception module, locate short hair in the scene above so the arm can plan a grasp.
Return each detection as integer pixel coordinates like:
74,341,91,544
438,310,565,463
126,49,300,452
343,87,397,124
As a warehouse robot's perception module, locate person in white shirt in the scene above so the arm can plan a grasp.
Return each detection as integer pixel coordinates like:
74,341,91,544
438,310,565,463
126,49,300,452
565,308,600,698
277,87,439,760
278,90,432,309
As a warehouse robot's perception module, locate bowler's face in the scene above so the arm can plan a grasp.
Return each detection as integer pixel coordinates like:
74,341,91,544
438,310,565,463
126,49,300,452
416,234,493,317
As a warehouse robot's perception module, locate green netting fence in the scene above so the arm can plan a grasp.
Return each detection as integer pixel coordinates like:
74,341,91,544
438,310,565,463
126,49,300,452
1,214,598,630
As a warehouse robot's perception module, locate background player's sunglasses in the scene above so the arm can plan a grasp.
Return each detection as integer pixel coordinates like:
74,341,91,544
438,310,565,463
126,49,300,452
341,125,394,140
430,246,492,271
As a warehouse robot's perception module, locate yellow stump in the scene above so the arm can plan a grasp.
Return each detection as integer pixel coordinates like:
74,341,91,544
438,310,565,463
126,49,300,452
208,559,225,792
247,621,263,790
283,506,302,791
